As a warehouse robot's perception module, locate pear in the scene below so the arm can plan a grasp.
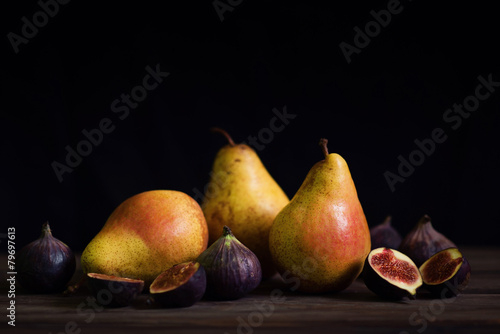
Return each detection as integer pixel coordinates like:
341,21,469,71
81,190,208,286
269,139,371,293
201,128,289,277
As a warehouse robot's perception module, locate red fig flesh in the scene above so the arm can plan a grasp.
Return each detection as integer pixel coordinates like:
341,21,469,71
363,248,422,300
419,248,471,298
399,215,456,267
150,261,206,308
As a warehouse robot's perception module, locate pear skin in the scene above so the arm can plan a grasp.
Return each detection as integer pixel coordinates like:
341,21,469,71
202,128,289,277
81,190,208,286
269,139,371,293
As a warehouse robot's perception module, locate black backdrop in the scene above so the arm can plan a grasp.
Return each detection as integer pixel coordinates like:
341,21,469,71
1,1,499,251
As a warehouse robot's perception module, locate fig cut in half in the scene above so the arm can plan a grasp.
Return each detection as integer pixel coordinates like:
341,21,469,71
363,247,422,300
149,261,206,308
87,273,144,307
419,247,471,298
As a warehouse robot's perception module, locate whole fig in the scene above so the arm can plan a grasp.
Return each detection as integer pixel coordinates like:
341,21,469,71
399,215,456,267
370,216,402,249
18,222,76,293
197,226,262,300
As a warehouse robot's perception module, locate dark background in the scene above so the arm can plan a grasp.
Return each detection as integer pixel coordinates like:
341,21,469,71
1,1,499,251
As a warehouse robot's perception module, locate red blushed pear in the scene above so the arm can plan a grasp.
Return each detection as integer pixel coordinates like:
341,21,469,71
81,190,209,287
269,139,371,293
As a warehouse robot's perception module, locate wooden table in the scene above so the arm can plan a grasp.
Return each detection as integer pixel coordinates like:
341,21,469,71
2,247,499,333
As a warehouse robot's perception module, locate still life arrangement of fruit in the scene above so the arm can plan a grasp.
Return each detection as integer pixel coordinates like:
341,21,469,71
16,129,471,308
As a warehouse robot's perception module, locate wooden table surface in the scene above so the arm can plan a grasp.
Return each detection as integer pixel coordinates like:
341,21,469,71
1,246,499,334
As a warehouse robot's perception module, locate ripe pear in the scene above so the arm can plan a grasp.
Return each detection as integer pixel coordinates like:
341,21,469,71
81,190,208,286
201,128,289,277
269,139,371,293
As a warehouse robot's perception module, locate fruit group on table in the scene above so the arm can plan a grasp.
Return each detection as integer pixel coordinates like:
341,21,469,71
399,215,456,267
269,138,371,293
81,190,209,286
149,261,206,308
87,273,144,307
18,222,76,293
419,247,471,298
370,216,402,250
363,247,422,300
198,225,262,300
201,128,289,277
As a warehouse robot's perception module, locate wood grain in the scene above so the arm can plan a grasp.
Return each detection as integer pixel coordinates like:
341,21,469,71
1,247,499,333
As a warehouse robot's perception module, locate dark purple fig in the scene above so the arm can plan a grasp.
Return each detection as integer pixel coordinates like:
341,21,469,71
370,216,402,250
363,247,422,300
197,225,262,300
399,215,456,267
149,261,206,308
18,222,76,293
419,247,471,298
87,273,144,307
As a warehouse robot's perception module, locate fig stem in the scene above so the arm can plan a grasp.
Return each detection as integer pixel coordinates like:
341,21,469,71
382,216,392,226
222,225,233,237
41,221,52,236
319,138,329,158
211,128,236,147
419,215,432,225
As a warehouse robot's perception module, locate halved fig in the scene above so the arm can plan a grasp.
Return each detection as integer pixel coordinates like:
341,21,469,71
363,247,422,300
87,273,144,307
149,261,206,308
419,247,471,298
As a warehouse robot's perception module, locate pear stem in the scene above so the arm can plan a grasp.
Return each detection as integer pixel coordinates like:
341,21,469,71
319,138,329,158
211,127,236,147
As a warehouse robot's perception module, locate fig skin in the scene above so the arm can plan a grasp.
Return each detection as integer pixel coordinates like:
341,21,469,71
18,222,76,294
399,215,456,267
87,273,144,307
149,262,206,308
362,248,422,301
370,216,402,250
420,248,471,298
197,226,262,300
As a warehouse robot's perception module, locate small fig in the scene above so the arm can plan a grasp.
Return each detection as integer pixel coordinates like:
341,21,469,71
18,222,76,293
399,215,456,267
197,225,262,300
363,247,422,300
419,247,471,298
87,273,144,307
370,216,402,250
149,261,206,308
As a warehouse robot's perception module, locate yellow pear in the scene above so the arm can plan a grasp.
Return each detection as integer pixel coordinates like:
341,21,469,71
269,139,371,293
202,128,289,277
81,190,208,286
